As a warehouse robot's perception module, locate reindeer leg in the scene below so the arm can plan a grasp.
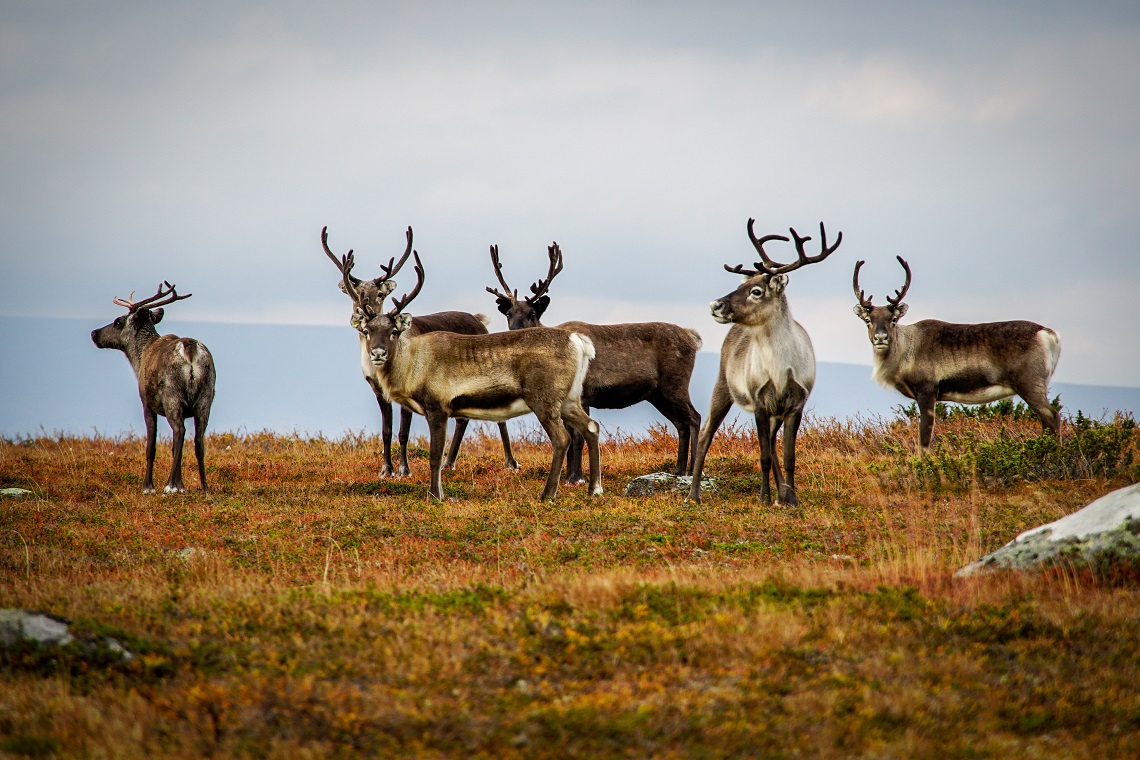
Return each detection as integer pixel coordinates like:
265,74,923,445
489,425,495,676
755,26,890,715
754,410,775,505
376,390,396,478
915,388,937,453
564,407,588,485
424,410,449,501
165,411,187,495
688,377,733,505
443,418,469,471
650,391,701,476
779,410,802,506
534,404,571,501
396,406,414,477
562,402,603,496
143,407,158,494
194,406,210,492
498,423,519,471
1017,382,1061,440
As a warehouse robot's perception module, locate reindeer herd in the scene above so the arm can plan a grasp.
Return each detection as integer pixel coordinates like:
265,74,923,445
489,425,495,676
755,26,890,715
91,219,1063,503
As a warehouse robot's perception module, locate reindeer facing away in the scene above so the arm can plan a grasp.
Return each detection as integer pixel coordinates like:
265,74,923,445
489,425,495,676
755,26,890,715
345,251,603,501
322,226,517,477
852,256,1061,451
487,242,702,482
689,220,842,506
91,282,216,494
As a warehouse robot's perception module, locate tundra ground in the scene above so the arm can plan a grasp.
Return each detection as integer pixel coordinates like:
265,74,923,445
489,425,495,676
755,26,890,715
2,409,1138,758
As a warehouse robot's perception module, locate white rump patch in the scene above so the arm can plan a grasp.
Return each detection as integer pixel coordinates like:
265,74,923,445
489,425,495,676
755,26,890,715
474,313,491,327
567,333,595,401
588,421,599,434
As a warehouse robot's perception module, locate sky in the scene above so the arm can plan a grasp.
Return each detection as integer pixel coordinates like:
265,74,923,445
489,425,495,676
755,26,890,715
2,1,1139,402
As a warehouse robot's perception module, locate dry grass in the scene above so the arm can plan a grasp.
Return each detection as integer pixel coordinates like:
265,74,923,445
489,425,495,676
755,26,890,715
1,412,1138,758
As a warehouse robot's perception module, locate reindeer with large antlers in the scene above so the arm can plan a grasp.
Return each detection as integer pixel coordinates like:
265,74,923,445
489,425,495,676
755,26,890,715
688,219,842,506
852,256,1061,451
91,282,216,494
487,243,703,482
322,227,517,478
344,252,603,501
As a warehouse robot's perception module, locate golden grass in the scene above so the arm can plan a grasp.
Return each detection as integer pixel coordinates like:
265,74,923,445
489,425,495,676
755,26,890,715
1,413,1138,757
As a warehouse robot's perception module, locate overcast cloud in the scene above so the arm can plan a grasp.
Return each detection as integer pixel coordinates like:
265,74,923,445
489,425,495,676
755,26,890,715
2,1,1138,386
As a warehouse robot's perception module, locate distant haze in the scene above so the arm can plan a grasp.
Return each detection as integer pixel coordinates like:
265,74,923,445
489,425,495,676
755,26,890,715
3,318,1136,443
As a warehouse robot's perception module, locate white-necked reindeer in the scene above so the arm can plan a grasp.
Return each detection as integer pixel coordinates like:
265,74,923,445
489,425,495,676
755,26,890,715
321,226,517,477
689,220,842,506
852,255,1061,450
91,282,216,494
341,250,603,501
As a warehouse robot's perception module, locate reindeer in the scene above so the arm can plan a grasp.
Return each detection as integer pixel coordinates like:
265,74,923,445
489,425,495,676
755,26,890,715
852,255,1061,450
341,251,603,501
486,243,702,483
688,220,842,506
322,226,517,477
91,282,216,494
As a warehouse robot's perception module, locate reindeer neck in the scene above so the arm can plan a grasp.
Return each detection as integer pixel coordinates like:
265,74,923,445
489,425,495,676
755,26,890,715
125,325,163,373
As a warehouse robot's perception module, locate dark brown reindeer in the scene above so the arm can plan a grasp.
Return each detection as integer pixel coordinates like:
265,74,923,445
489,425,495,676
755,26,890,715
91,282,216,494
689,220,842,506
852,256,1061,451
487,243,702,483
344,252,603,501
322,226,517,477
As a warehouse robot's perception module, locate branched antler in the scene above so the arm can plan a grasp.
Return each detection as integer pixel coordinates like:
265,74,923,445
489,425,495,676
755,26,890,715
388,252,425,316
852,260,873,310
113,281,192,312
727,219,841,277
529,243,564,301
485,244,517,302
886,256,912,308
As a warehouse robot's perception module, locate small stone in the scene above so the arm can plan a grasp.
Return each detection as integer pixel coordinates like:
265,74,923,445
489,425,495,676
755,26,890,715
625,472,716,498
0,488,33,498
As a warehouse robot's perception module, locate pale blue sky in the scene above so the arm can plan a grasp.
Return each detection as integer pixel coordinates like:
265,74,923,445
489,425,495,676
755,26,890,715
2,1,1138,399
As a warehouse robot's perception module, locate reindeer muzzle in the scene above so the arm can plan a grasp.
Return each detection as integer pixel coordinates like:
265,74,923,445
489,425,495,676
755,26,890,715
709,299,731,324
369,347,388,365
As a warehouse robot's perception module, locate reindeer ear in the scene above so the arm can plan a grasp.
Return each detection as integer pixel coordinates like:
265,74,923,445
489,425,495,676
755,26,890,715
768,275,788,295
393,313,413,332
891,303,908,321
150,308,164,325
495,297,513,316
376,279,397,297
530,295,551,319
852,304,869,321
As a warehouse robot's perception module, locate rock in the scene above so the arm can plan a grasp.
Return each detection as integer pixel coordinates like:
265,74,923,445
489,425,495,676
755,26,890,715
0,609,134,662
1,488,33,498
0,609,73,647
956,482,1140,577
624,471,716,498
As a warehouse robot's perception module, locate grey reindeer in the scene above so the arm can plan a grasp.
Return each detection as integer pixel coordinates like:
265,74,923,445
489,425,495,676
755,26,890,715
689,220,842,506
852,255,1061,451
91,282,216,494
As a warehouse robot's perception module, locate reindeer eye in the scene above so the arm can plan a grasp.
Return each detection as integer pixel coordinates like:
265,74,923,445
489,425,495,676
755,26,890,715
750,287,763,297
114,317,126,328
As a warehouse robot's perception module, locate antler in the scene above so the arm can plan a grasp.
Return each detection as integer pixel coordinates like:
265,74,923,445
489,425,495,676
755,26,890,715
320,226,361,288
113,281,192,312
377,226,414,283
852,260,873,310
886,256,912,308
485,244,518,303
528,243,564,301
770,222,842,276
388,251,425,316
339,251,377,319
725,220,789,277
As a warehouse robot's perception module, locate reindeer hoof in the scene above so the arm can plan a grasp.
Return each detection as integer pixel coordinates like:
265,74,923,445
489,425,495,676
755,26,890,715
163,485,185,495
505,461,521,472
143,487,156,495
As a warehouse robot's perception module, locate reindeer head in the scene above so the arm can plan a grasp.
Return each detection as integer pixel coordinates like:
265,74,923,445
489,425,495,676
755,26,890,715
321,226,408,316
91,282,191,352
711,220,841,327
341,247,424,368
852,256,911,354
485,242,563,330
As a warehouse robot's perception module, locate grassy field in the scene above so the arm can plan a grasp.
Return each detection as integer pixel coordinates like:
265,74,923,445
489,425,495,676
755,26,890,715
2,407,1139,758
